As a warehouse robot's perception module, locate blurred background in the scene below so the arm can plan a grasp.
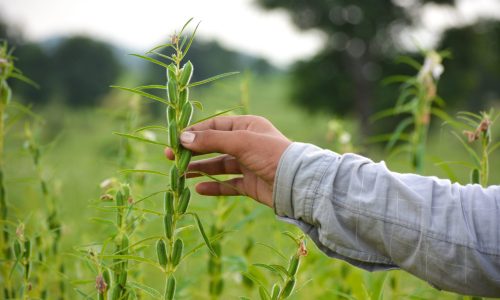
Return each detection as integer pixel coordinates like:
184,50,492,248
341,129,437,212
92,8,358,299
1,0,500,299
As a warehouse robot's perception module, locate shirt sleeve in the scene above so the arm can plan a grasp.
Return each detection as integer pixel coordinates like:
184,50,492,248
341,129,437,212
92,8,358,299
273,142,500,297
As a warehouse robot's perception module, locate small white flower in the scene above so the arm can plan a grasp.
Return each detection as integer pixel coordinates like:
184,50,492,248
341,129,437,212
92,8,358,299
418,51,444,81
339,132,351,144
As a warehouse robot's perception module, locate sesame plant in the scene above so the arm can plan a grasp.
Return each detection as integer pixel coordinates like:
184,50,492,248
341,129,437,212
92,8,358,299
244,233,308,300
99,19,239,299
23,122,66,299
437,109,499,186
373,50,450,173
0,41,42,299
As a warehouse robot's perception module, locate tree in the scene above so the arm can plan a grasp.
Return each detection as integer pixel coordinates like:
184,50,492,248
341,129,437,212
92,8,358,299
53,36,121,107
256,0,459,135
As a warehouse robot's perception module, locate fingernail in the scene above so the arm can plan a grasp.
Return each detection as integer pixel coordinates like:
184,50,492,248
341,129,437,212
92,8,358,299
180,132,195,144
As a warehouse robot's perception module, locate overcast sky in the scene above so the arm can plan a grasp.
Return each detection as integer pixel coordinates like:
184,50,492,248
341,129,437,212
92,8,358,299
1,0,500,67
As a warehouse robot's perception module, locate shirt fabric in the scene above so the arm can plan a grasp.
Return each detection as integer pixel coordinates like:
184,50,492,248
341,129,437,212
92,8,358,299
273,142,500,297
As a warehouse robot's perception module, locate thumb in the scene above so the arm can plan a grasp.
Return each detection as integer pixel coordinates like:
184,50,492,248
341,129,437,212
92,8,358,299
180,130,250,157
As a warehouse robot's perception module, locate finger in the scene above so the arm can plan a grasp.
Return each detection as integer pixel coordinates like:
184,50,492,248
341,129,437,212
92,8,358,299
186,115,261,132
188,155,241,177
180,130,252,157
195,178,245,196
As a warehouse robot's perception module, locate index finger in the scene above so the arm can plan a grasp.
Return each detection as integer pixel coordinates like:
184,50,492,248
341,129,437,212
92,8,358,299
186,115,258,132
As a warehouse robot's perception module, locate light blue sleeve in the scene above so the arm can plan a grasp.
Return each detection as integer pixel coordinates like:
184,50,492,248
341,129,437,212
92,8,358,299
273,142,500,297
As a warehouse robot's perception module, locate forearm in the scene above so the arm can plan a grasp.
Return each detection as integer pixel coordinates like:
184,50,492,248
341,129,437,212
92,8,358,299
273,142,500,297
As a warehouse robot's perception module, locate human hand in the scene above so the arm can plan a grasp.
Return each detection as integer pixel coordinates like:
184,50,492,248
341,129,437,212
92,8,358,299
165,115,291,208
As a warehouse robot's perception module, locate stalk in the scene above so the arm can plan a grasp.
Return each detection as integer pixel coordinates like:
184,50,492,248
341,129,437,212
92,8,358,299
0,42,13,300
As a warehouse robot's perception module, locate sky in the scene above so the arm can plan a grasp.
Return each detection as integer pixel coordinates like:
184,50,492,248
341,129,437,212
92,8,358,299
1,0,500,67
0,0,324,67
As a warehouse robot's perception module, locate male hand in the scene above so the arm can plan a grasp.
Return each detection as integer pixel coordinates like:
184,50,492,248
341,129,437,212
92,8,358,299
165,115,291,208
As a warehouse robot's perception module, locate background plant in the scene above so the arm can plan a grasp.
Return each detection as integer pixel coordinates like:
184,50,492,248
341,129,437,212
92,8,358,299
372,50,450,173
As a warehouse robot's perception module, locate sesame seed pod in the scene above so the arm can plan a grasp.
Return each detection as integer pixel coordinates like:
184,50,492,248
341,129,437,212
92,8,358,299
209,280,224,296
13,240,21,259
103,269,111,287
271,284,280,300
179,61,193,87
471,168,480,184
98,293,104,300
179,88,189,107
119,270,128,287
178,101,193,129
177,149,192,175
164,192,174,214
111,286,121,300
165,275,176,300
167,65,176,82
287,255,299,276
170,166,179,192
0,80,11,105
23,239,31,260
167,79,178,105
171,238,183,267
164,213,173,240
177,175,185,195
115,190,124,225
177,187,190,214
168,121,179,151
166,106,176,125
156,239,168,268
281,278,296,298
24,261,31,280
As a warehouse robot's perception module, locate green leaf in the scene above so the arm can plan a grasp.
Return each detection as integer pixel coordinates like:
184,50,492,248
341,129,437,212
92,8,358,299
186,170,244,194
488,141,500,155
128,281,162,298
119,169,169,177
190,106,243,127
187,72,239,88
431,108,462,128
241,271,267,289
395,56,422,70
381,75,413,85
188,212,217,256
133,125,168,133
129,54,170,68
111,86,172,107
369,108,398,123
133,189,170,205
182,230,232,260
433,161,459,183
253,263,288,280
191,100,203,111
470,168,480,184
451,131,481,167
100,255,161,269
10,72,39,88
134,85,166,91
255,242,287,261
113,132,169,147
146,43,174,54
386,117,413,151
282,231,301,244
181,21,200,60
179,17,194,37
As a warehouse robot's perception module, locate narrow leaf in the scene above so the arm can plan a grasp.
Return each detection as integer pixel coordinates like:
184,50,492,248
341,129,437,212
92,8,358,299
187,72,239,88
181,21,200,60
133,125,168,133
111,86,172,107
113,132,169,147
128,281,162,298
134,85,166,91
190,106,243,127
129,54,169,68
120,169,169,177
188,212,217,256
